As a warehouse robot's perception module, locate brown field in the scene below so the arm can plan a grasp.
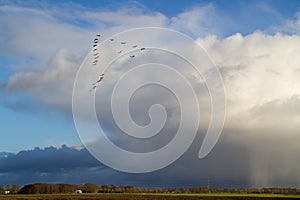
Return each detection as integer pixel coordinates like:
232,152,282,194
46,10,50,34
0,194,299,200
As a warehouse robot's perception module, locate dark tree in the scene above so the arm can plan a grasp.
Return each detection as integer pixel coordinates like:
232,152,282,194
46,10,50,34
81,183,99,193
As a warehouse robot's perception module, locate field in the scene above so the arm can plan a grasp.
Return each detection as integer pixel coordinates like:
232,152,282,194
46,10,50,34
0,193,300,200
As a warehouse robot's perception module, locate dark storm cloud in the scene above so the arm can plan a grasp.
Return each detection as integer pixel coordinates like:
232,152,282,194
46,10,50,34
0,136,253,188
0,145,104,173
1,132,299,188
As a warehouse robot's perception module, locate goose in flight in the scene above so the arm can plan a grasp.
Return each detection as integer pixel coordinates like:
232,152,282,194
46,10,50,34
94,79,102,84
121,42,126,44
97,74,104,81
98,76,104,82
130,55,135,58
140,47,146,51
89,85,98,92
93,75,104,85
110,38,114,41
132,45,138,48
96,34,101,37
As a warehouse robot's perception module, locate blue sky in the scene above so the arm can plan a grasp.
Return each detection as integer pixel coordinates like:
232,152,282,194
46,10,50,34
1,0,300,187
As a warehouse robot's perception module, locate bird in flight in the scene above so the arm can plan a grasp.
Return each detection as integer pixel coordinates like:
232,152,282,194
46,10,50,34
97,74,104,81
89,85,98,92
92,74,104,85
94,78,103,84
93,52,99,56
121,42,126,44
92,60,98,65
140,47,146,51
130,55,135,58
98,76,104,82
110,38,114,41
132,45,138,48
96,34,101,37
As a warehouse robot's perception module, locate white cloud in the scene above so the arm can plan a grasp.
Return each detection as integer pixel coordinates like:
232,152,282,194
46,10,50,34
0,5,92,62
270,12,300,35
198,32,300,131
285,12,300,34
169,5,227,37
84,9,167,28
1,3,218,116
6,49,79,115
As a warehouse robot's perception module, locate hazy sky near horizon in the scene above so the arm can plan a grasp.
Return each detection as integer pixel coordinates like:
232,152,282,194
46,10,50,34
0,0,300,188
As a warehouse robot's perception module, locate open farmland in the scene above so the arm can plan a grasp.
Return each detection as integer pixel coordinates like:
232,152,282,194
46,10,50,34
0,193,300,200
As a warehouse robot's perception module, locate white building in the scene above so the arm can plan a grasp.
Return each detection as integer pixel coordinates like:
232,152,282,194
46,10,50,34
75,189,82,194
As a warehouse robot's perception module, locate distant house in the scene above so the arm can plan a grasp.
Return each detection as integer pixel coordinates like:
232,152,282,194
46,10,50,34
4,190,10,195
75,189,82,194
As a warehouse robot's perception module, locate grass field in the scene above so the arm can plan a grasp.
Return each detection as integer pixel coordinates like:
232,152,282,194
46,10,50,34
0,193,300,200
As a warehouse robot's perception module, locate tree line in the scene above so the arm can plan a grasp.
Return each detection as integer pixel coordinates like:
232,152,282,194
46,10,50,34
1,183,300,195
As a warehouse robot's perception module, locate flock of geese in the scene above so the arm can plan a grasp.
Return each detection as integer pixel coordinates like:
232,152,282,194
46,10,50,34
89,34,146,92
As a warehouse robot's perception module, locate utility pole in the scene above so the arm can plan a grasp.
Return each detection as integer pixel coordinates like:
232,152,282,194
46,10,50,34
207,177,211,192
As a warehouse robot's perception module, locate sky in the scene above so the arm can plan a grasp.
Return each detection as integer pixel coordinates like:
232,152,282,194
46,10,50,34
1,0,300,188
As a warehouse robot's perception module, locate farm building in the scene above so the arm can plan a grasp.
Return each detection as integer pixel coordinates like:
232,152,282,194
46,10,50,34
4,190,10,195
75,189,82,194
